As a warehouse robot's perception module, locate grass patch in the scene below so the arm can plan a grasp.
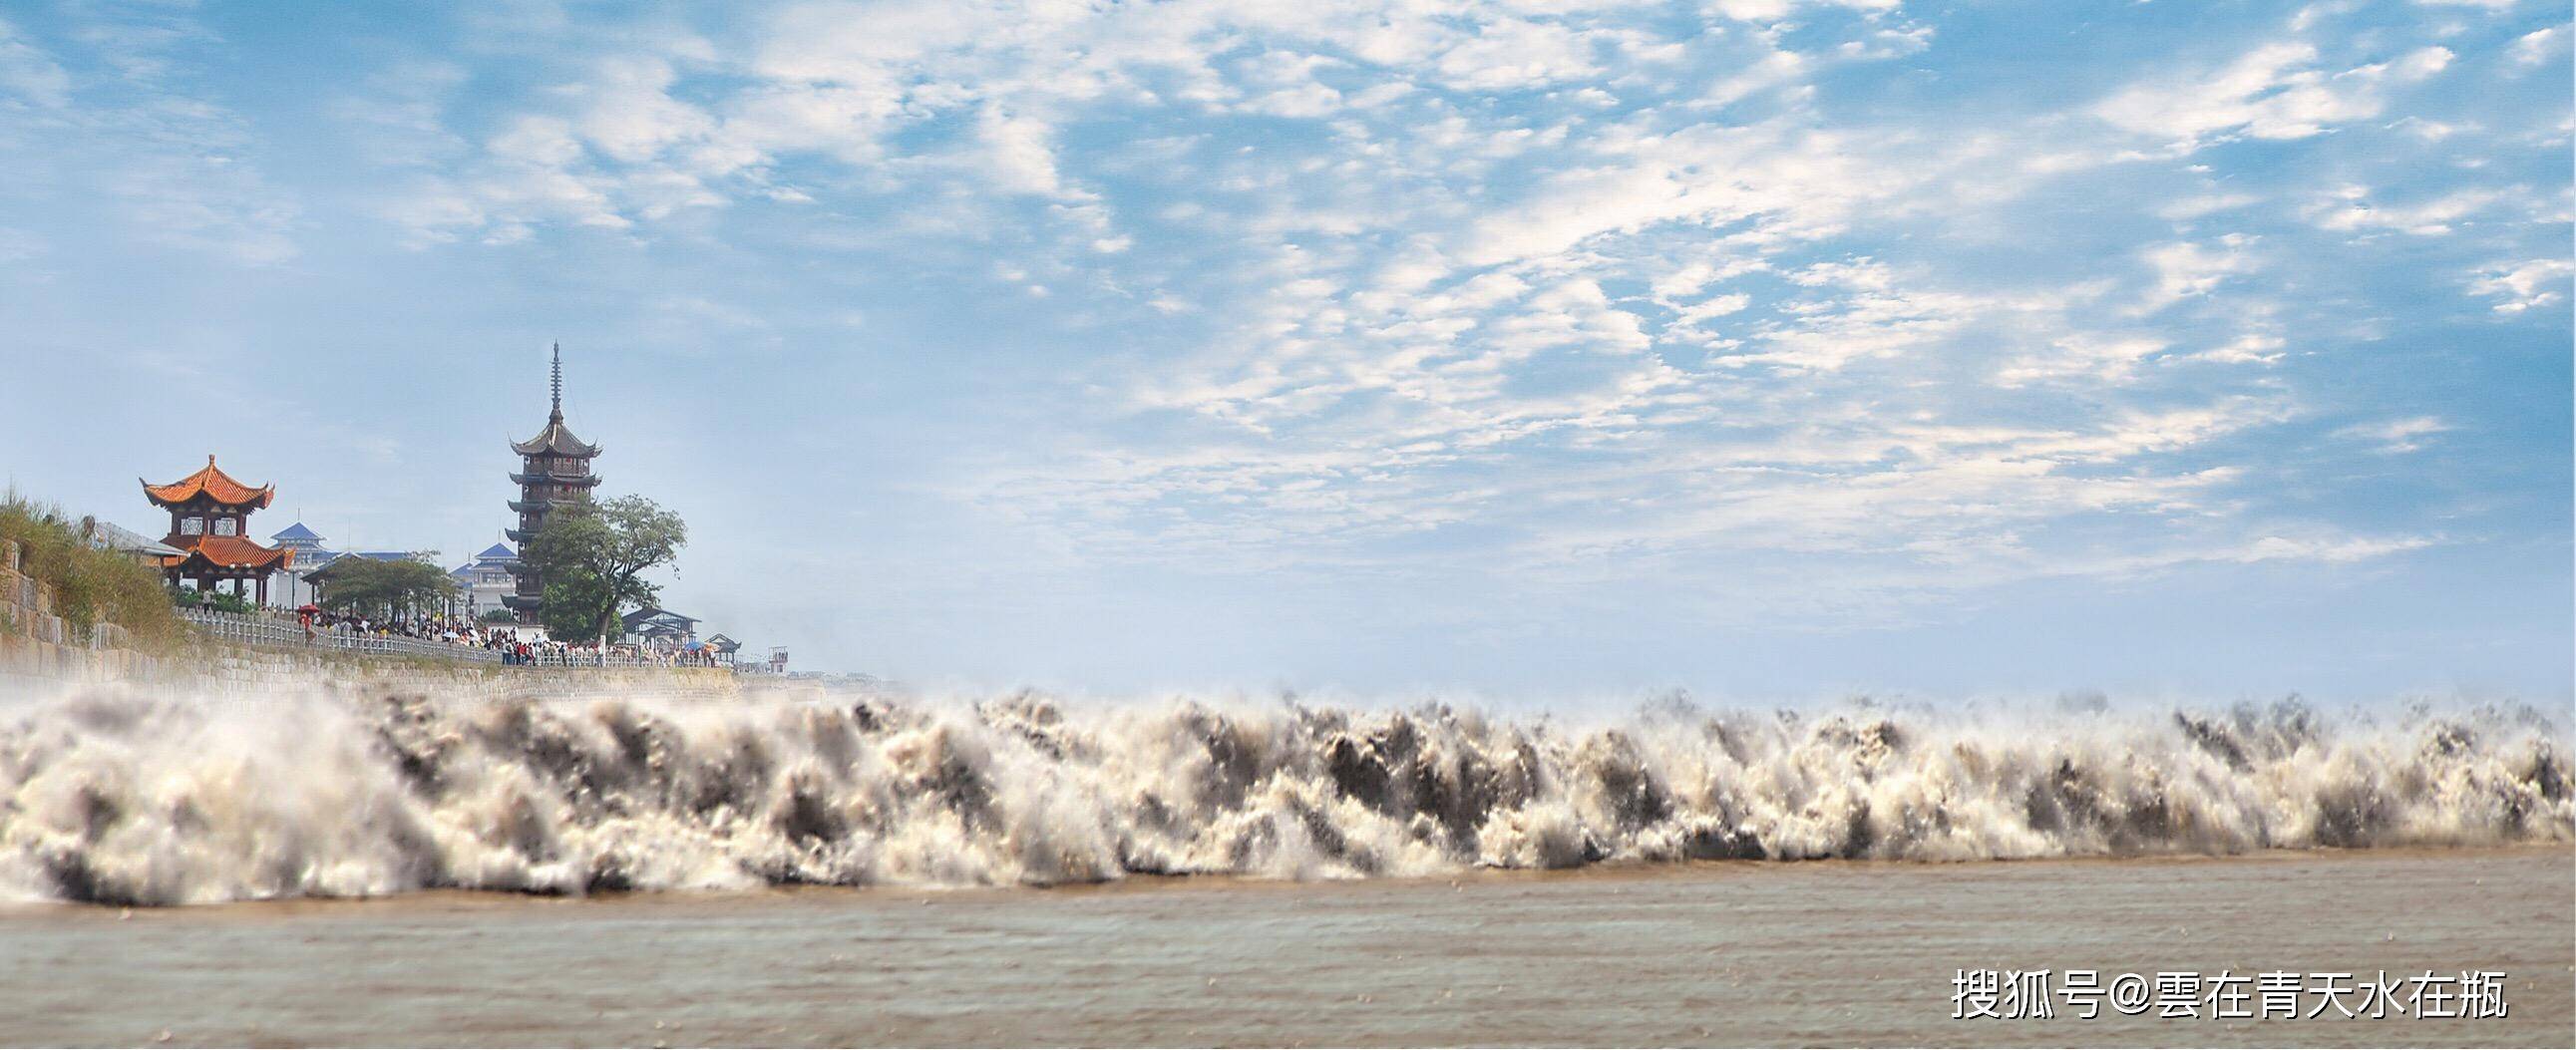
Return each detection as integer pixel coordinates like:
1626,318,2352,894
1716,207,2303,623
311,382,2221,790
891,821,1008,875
1,491,186,653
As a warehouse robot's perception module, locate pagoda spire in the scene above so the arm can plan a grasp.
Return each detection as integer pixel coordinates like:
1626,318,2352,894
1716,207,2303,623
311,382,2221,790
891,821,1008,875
549,342,564,423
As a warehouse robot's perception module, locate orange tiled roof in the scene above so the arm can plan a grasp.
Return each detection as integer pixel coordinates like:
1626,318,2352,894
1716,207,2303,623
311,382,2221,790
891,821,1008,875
142,456,276,509
160,534,295,571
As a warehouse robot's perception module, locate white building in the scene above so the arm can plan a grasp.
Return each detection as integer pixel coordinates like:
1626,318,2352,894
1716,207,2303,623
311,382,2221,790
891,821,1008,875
450,542,520,620
265,522,336,608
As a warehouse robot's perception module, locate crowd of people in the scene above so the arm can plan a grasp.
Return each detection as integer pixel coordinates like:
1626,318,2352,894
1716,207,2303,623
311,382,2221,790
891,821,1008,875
284,607,731,667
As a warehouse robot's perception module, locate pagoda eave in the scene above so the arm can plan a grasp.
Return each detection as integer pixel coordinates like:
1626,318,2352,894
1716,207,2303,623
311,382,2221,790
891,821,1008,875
162,552,292,575
508,499,590,515
509,473,601,487
142,458,277,511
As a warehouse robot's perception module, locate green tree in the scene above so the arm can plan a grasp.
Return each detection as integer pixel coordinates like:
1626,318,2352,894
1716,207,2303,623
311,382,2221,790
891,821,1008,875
316,556,457,619
521,496,686,643
539,570,615,640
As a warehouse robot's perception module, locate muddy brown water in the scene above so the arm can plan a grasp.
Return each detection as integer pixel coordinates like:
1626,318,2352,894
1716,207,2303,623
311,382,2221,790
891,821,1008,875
2,847,2568,1047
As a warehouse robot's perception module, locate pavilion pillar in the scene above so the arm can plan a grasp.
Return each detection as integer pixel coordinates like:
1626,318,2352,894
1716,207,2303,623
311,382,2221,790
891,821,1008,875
255,576,268,605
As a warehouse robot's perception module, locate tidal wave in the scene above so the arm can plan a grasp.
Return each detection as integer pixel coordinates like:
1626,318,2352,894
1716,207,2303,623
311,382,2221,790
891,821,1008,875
0,685,2566,905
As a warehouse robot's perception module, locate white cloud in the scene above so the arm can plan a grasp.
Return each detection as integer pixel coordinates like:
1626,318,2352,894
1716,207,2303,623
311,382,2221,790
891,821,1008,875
2468,258,2572,312
2336,416,2449,454
2311,183,2511,235
2195,333,2287,365
2158,191,2262,221
2508,25,2568,67
2137,236,2258,313
1455,122,1914,269
1993,335,2168,387
971,107,1091,201
1704,0,1904,21
572,56,717,165
2092,42,2452,149
2228,532,2434,564
1430,19,1604,91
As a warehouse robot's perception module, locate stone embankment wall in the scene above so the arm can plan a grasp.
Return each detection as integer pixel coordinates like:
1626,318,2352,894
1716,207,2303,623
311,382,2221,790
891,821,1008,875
0,637,165,694
0,539,164,694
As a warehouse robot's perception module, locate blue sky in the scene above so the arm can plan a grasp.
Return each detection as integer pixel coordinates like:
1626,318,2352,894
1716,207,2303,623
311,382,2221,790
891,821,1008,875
0,0,2566,701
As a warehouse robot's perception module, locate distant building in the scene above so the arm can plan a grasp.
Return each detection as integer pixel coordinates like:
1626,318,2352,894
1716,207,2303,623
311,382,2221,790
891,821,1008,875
142,457,293,603
504,344,601,625
450,542,519,619
267,522,338,607
269,522,329,558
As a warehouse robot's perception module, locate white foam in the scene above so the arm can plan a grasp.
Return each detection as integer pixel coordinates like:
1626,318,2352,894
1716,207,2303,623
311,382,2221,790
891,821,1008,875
0,685,2564,904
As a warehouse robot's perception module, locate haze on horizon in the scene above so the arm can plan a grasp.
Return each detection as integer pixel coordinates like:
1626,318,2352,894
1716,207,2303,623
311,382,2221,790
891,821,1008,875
0,0,2566,703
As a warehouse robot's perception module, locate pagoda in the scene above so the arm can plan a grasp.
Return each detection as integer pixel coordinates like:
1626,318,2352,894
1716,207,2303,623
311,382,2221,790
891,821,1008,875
142,456,294,603
503,344,601,624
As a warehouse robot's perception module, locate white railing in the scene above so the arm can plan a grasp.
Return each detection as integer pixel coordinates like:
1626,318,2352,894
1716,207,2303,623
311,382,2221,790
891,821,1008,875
181,608,504,664
515,650,674,668
175,608,738,670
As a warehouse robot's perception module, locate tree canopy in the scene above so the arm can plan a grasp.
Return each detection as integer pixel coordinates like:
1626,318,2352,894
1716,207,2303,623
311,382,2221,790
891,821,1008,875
316,556,457,619
521,496,686,642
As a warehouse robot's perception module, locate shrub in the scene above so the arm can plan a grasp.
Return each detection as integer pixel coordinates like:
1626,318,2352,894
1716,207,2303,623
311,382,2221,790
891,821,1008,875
171,584,263,615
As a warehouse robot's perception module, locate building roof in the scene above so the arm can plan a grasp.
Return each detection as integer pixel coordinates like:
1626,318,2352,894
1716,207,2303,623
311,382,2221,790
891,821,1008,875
161,534,294,572
512,417,602,458
142,456,275,510
513,345,603,458
620,605,699,629
705,633,740,652
84,520,184,558
475,541,517,560
270,522,323,542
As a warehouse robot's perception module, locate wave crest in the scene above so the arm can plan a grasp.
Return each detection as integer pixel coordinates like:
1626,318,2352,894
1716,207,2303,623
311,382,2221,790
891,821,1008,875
1,686,2566,904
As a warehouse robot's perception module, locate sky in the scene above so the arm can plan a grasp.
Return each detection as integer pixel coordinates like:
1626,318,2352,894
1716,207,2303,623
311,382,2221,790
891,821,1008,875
0,0,2566,703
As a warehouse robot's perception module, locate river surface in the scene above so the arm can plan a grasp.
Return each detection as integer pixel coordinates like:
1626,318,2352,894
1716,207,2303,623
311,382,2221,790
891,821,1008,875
2,847,2567,1047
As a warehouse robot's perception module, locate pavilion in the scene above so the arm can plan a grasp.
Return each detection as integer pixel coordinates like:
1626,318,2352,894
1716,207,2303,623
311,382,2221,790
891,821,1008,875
142,456,294,604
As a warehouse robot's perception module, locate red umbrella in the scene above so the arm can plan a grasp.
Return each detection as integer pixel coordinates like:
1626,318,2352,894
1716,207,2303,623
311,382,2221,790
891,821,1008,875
296,603,321,613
